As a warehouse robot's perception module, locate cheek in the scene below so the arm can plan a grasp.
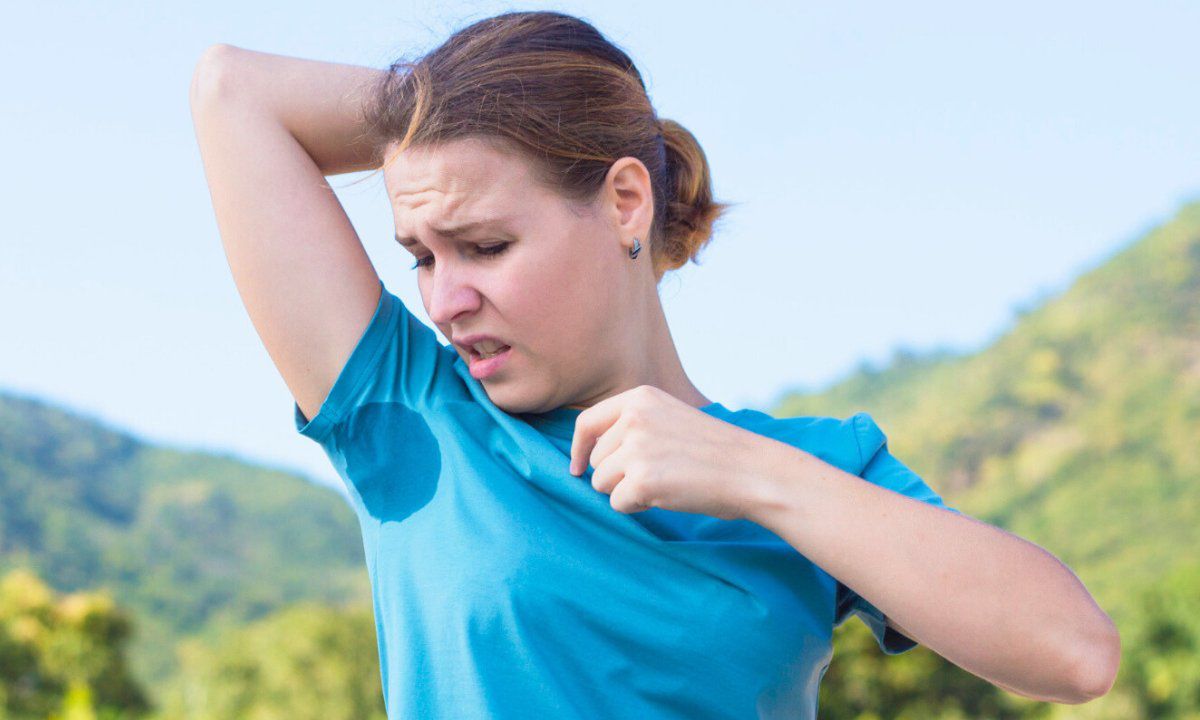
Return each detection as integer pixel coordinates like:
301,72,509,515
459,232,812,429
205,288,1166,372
535,255,625,361
510,275,571,346
511,252,599,352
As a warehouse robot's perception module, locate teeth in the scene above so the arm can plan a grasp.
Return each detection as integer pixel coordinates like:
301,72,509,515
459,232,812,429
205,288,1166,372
472,340,504,354
470,340,509,359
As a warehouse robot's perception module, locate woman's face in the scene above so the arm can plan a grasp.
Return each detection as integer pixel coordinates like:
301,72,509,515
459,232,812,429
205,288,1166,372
382,136,641,415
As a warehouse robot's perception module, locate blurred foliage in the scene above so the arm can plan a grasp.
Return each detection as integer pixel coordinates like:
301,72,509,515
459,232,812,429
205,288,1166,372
0,567,385,720
0,568,147,719
154,602,386,720
1121,562,1200,718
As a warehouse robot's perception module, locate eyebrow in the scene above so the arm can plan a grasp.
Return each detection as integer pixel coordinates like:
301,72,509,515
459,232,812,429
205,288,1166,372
394,218,513,247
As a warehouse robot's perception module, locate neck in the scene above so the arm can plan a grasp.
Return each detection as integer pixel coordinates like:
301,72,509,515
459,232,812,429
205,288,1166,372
638,288,710,406
566,282,709,411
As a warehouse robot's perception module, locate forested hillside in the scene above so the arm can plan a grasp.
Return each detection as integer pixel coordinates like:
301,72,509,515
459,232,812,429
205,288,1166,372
0,392,371,694
775,198,1200,628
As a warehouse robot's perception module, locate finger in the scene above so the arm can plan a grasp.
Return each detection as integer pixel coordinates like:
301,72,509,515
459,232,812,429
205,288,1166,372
583,414,627,477
568,390,633,476
608,469,650,514
589,444,628,495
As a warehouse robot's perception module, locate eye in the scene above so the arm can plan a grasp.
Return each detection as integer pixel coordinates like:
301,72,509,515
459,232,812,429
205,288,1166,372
410,242,511,271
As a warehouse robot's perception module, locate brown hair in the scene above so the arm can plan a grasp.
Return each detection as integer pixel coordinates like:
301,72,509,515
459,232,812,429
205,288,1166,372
359,10,732,280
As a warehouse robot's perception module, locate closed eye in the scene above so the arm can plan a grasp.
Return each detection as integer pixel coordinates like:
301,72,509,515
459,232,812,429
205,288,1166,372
410,242,511,271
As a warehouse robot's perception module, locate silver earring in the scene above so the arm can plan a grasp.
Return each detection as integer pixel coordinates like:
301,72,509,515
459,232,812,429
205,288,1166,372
629,237,642,260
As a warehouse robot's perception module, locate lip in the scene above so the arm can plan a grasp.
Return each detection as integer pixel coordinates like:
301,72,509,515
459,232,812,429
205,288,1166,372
466,345,512,380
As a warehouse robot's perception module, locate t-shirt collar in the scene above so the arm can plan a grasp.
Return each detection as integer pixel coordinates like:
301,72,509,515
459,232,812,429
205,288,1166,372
519,401,727,440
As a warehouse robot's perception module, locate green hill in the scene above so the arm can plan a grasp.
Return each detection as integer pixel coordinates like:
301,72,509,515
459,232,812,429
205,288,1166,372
772,196,1200,633
0,391,371,697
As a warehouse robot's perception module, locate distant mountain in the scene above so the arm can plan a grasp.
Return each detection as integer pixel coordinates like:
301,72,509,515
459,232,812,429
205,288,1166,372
770,197,1200,627
0,390,370,696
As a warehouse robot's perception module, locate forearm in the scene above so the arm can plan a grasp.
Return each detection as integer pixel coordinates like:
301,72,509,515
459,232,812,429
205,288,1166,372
739,438,1120,704
191,44,385,176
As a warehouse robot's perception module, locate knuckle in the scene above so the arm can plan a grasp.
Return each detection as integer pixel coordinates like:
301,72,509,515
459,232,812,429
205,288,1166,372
626,433,651,455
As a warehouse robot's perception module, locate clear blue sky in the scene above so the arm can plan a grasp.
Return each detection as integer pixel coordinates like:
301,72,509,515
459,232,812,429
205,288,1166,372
3,0,1197,491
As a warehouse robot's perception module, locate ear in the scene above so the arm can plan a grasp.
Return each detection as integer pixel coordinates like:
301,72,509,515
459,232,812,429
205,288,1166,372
602,157,655,255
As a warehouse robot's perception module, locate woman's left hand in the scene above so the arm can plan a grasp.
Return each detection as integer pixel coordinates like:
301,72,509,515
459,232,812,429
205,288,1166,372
568,385,784,519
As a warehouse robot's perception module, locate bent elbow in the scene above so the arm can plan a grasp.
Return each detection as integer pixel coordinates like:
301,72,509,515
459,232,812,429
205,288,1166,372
1067,615,1122,703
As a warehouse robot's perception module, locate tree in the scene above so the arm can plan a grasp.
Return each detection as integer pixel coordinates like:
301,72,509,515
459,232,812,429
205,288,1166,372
159,602,386,720
0,567,150,719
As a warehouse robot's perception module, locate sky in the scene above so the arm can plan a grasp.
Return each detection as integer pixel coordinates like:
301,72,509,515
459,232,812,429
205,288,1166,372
2,1,1198,492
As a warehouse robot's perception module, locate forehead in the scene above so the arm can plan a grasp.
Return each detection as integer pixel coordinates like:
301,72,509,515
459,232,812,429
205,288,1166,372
382,137,540,207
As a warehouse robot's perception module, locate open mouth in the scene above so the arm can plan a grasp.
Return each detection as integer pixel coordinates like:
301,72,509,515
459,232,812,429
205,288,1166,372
465,344,513,380
468,344,512,362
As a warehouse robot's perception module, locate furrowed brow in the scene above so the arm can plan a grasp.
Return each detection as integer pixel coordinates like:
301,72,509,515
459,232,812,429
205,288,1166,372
394,218,513,247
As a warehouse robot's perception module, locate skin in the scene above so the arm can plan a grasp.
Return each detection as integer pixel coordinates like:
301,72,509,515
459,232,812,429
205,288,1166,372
382,135,710,415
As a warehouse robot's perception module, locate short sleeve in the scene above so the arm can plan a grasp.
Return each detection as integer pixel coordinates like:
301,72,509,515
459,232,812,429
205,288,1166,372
292,278,450,445
833,412,964,655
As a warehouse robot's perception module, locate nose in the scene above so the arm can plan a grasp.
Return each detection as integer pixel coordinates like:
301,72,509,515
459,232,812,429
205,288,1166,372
425,261,483,326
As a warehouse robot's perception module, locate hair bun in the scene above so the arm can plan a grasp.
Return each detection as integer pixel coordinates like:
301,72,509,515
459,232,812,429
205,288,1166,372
656,118,731,275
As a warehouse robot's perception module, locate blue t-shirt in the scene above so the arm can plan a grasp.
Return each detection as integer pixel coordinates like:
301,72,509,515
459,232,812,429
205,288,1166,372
294,278,960,719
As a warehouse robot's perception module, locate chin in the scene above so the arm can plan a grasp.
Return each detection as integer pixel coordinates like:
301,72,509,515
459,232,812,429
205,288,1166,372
482,382,559,416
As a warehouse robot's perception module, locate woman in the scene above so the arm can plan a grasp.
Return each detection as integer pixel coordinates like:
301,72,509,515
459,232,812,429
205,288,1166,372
189,10,1119,718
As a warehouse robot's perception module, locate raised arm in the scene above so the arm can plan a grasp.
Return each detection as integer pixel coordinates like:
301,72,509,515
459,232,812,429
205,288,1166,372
189,45,389,422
